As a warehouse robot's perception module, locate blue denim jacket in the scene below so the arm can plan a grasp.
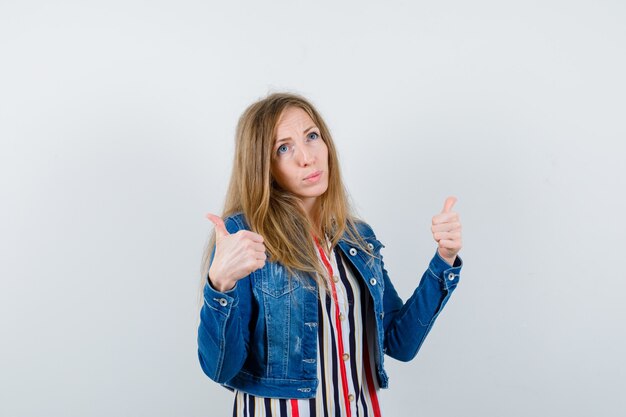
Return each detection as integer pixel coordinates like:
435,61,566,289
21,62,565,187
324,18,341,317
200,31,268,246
197,212,462,399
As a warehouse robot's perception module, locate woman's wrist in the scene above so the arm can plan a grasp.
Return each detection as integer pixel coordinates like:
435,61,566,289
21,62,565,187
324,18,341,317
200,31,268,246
437,248,456,267
208,271,235,292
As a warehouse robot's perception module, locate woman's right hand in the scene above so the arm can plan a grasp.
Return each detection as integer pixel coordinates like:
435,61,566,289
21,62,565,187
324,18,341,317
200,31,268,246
206,213,267,292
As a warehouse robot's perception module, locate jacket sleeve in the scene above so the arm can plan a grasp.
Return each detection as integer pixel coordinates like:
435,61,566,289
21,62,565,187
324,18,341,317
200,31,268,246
197,216,254,384
379,240,463,362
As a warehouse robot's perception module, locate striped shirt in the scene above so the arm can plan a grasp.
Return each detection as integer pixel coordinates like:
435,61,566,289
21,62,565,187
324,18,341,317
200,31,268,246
232,240,382,417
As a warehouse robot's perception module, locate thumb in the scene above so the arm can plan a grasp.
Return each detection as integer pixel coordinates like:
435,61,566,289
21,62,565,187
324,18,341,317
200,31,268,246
441,196,457,213
206,213,230,239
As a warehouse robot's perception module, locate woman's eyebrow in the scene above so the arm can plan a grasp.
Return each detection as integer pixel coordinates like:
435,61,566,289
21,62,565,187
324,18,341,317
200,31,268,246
276,126,318,143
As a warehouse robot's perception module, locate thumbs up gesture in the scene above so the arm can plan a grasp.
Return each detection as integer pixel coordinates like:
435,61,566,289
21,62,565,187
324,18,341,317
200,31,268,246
206,213,267,292
431,196,463,266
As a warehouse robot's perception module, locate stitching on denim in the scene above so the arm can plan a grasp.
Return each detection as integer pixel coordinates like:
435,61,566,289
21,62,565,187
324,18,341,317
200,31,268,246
427,266,440,280
230,214,243,230
262,286,271,378
204,296,224,314
258,263,301,297
214,304,227,380
283,291,291,376
429,266,453,291
410,293,451,357
410,284,431,326
237,369,318,384
205,303,219,313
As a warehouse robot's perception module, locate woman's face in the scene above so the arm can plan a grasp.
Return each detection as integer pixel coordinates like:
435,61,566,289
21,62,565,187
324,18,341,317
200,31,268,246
271,106,329,215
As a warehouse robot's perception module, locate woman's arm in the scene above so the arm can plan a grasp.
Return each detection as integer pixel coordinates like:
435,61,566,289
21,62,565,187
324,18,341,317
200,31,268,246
197,216,257,384
381,250,462,362
198,272,254,383
380,196,463,361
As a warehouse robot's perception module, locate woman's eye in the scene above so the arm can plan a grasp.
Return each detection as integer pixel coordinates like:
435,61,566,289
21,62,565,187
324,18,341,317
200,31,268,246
307,132,319,140
277,144,289,155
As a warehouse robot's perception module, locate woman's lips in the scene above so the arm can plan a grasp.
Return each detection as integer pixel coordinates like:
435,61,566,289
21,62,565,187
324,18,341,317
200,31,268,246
304,170,322,182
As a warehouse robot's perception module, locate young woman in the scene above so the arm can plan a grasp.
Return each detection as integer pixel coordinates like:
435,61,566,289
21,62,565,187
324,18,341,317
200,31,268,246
197,93,463,417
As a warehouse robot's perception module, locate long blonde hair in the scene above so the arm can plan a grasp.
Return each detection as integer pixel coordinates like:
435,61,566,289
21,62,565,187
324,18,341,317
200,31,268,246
201,92,371,290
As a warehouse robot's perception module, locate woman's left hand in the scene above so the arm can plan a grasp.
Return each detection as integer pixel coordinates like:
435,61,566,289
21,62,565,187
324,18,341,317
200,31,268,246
431,196,463,266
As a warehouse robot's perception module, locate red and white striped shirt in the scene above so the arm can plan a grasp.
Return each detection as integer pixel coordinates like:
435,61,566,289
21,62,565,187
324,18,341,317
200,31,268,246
232,241,383,417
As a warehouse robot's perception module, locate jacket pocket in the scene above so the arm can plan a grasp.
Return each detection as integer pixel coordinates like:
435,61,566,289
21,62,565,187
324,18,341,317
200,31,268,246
257,262,301,297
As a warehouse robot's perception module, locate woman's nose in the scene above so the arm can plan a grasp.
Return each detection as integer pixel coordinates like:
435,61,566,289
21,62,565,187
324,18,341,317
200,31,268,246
296,145,314,165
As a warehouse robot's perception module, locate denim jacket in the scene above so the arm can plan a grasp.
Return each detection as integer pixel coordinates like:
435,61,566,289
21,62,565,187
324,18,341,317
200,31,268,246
197,212,462,399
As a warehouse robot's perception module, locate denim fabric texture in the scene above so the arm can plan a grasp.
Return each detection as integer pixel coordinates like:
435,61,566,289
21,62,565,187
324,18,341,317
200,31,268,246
197,212,462,399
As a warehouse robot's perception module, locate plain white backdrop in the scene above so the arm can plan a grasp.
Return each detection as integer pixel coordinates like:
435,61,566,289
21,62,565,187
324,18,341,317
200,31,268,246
1,0,625,416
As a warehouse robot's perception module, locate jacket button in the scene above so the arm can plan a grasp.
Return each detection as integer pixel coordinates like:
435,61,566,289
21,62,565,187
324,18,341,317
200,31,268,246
448,272,455,281
369,278,377,286
333,275,340,283
218,298,228,307
367,243,374,250
339,313,345,321
342,353,350,361
349,248,357,256
348,394,355,402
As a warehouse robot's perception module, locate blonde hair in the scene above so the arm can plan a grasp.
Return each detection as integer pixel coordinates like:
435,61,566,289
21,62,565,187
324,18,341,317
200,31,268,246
201,92,371,290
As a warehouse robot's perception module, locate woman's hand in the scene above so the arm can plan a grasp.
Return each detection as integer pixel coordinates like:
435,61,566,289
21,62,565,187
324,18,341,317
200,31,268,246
206,213,267,292
431,196,463,266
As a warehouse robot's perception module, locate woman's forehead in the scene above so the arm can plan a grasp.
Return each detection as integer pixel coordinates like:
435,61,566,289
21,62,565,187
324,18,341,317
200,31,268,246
275,107,317,140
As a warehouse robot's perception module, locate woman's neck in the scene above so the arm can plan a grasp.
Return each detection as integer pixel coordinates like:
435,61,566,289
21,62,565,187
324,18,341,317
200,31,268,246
301,199,321,228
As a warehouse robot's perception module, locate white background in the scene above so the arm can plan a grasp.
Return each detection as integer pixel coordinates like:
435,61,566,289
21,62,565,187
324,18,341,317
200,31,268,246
1,0,625,416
